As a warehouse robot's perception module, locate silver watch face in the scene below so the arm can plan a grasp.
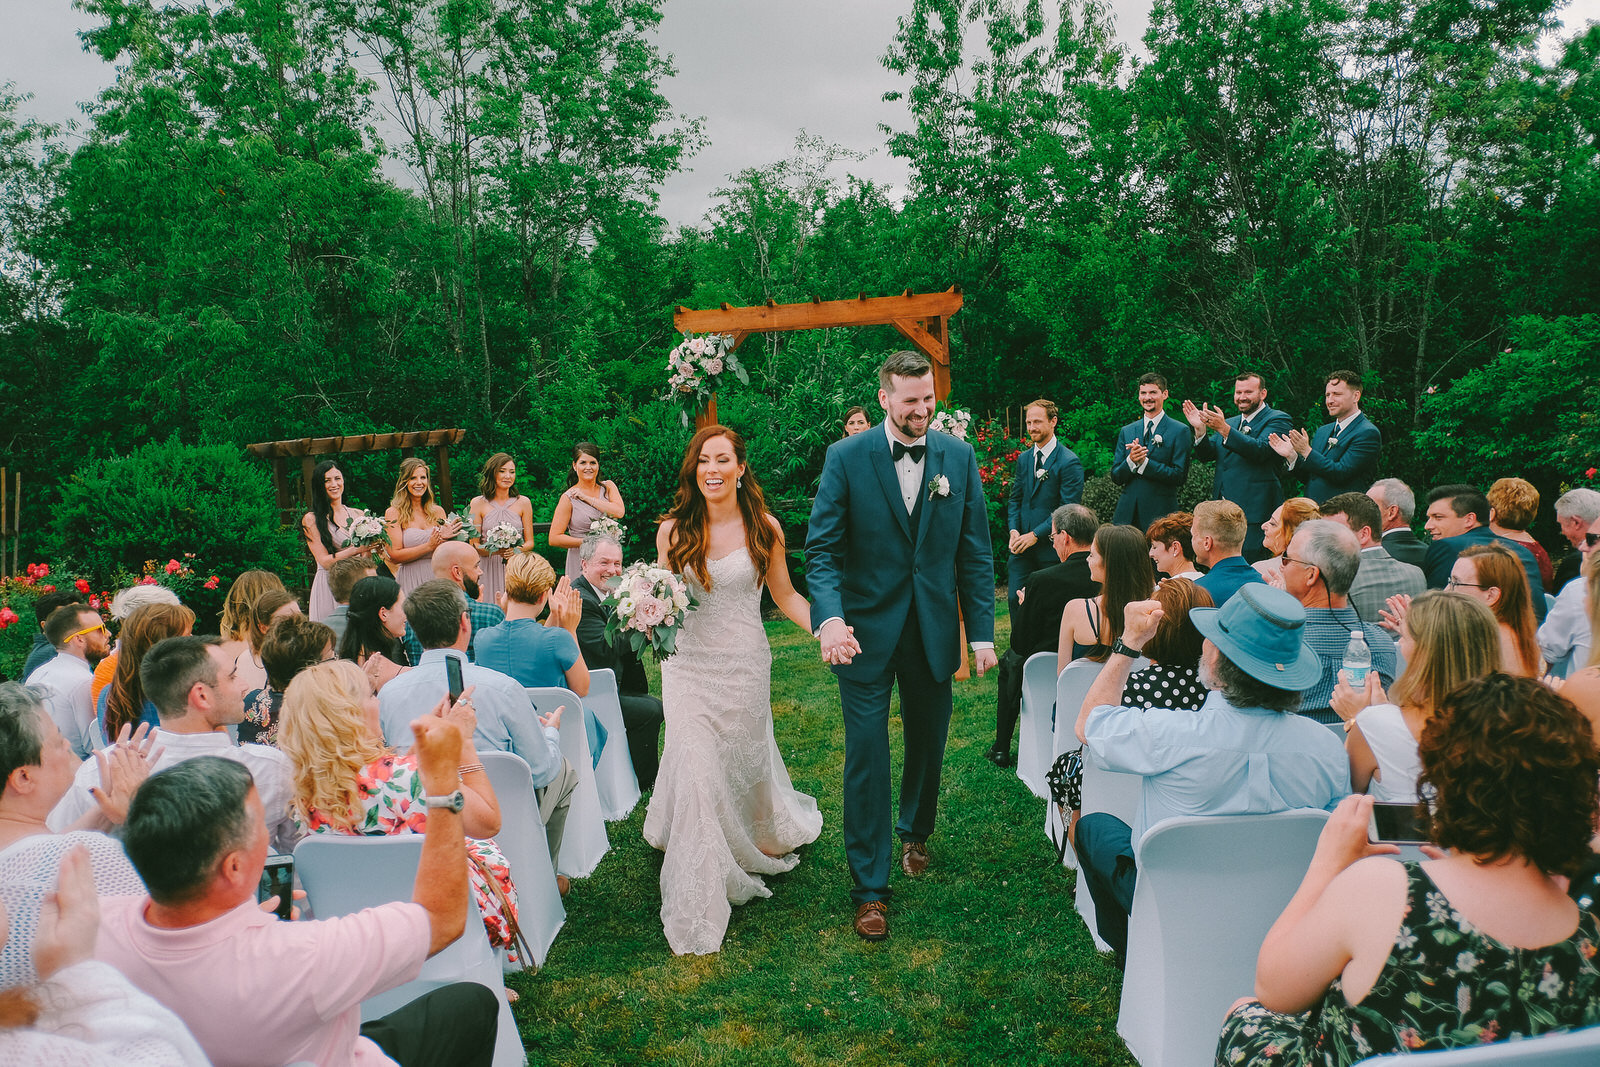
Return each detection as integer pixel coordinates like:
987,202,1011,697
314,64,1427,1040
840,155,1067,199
425,790,465,813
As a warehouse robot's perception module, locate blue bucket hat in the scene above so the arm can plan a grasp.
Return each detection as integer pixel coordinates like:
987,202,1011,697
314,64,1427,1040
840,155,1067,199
1189,584,1322,691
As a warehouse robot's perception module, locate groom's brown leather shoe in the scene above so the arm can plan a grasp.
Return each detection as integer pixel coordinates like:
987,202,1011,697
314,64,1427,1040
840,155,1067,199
900,841,929,876
854,901,889,941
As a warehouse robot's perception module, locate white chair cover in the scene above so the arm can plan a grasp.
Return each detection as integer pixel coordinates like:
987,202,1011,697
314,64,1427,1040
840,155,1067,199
1016,651,1060,799
1356,1025,1600,1066
524,686,610,879
1043,657,1146,882
478,750,566,969
1117,809,1331,1067
293,834,528,1067
584,669,642,821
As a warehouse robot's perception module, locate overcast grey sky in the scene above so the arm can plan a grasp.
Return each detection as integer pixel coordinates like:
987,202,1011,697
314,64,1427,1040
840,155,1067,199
3,0,1596,227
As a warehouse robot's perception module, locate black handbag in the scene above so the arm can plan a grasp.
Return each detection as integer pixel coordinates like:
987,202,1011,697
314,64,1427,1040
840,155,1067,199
1045,747,1084,864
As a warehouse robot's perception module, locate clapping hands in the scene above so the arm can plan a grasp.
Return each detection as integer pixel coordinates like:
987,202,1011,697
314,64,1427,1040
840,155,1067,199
1126,440,1149,466
1181,400,1229,436
1377,593,1411,634
88,722,163,827
544,577,582,633
1268,429,1312,460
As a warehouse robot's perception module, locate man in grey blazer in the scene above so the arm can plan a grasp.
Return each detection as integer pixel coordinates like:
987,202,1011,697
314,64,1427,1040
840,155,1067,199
1369,478,1426,568
1320,492,1425,625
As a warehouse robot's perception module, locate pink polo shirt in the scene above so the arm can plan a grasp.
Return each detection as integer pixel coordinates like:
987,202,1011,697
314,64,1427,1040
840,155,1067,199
96,894,429,1067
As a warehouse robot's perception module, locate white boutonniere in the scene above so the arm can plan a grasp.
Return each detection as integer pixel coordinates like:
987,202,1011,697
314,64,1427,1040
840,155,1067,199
1328,436,1339,446
1035,467,1049,481
1240,424,1252,434
1153,434,1164,445
927,475,950,499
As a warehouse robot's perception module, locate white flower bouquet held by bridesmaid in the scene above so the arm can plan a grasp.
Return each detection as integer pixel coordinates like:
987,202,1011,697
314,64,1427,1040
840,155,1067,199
480,523,523,554
603,562,698,659
589,515,627,542
340,510,392,550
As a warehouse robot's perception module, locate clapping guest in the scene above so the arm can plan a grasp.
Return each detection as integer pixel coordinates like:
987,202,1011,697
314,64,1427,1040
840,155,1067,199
338,576,411,672
1330,591,1500,802
549,442,625,581
240,615,336,746
1487,477,1552,593
384,457,460,595
474,554,588,696
469,452,535,610
1146,512,1202,580
1057,525,1156,671
1254,496,1319,587
1219,675,1600,1065
1451,543,1542,677
1192,501,1266,607
237,588,300,694
302,459,375,622
98,602,195,747
841,406,870,438
1120,578,1213,711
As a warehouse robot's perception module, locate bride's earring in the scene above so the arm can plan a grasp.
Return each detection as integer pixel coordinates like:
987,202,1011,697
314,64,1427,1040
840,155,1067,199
736,476,743,489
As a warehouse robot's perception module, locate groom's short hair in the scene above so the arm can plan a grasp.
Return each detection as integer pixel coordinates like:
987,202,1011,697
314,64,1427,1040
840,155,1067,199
879,350,931,393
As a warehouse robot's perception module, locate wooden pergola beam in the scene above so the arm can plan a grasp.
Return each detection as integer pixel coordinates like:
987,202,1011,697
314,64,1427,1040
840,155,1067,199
245,428,469,519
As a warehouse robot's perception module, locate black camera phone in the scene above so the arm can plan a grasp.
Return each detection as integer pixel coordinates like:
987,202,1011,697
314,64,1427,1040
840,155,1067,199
257,855,295,921
446,655,464,704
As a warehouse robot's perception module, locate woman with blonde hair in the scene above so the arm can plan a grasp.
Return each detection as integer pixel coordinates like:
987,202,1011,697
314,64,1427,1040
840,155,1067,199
1254,496,1320,586
1332,590,1501,801
218,570,285,644
278,660,523,957
474,553,588,696
1451,542,1541,677
468,451,534,607
237,587,300,694
383,458,460,595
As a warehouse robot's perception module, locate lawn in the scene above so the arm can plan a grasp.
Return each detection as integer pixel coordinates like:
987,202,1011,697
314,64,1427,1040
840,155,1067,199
508,597,1137,1066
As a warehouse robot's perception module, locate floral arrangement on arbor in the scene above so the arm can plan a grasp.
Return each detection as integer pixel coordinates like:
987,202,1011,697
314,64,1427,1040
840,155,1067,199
930,407,972,440
663,333,748,425
602,562,698,659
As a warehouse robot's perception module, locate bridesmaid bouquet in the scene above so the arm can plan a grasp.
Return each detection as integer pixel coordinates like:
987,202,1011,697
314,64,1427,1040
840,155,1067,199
590,516,627,542
341,511,392,550
445,512,480,543
664,332,748,426
481,523,522,553
930,407,972,440
603,562,699,659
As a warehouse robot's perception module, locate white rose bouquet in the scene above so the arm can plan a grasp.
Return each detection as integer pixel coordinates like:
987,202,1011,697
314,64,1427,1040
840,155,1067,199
589,516,627,542
480,523,522,554
663,333,748,426
930,408,972,440
603,561,699,659
341,511,392,550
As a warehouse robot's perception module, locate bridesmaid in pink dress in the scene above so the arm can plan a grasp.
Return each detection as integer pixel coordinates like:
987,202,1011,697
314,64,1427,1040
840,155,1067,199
548,441,626,580
382,457,460,594
468,451,534,606
302,460,375,621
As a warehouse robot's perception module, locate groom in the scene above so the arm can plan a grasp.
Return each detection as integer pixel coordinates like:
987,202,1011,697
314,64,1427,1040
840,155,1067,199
806,350,997,942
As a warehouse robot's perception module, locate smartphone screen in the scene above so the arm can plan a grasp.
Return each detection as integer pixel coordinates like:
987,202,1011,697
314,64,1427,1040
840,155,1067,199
1368,802,1426,845
446,655,464,704
258,855,294,921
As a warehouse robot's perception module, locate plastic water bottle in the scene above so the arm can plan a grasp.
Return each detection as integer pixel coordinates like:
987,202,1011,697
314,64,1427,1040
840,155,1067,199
1343,629,1371,688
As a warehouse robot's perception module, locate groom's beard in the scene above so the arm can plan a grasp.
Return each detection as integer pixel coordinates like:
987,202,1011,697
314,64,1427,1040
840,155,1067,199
892,411,929,440
463,576,481,601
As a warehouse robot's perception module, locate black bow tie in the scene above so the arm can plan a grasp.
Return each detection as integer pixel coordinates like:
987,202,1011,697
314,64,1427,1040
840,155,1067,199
892,441,926,463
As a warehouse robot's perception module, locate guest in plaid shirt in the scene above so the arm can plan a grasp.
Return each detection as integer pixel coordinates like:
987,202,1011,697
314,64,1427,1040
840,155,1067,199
403,540,504,663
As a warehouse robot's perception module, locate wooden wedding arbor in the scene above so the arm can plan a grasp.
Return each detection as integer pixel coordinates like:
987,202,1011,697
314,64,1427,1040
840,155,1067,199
246,428,467,524
672,287,964,426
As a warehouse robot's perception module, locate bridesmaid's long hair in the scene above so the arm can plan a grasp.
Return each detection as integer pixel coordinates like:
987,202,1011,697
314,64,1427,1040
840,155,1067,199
308,459,343,555
564,442,601,489
478,452,519,500
665,425,778,590
391,457,444,527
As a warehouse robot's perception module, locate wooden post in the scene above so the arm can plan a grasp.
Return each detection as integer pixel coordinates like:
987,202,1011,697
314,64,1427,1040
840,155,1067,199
11,471,18,577
695,394,719,431
299,456,315,512
435,445,454,513
1,466,7,579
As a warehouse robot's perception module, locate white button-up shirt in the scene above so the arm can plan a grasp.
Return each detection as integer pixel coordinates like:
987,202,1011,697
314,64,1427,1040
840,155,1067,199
886,421,926,515
28,653,95,760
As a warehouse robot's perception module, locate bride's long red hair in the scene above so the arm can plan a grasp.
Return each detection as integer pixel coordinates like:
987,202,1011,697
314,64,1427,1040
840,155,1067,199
665,425,778,590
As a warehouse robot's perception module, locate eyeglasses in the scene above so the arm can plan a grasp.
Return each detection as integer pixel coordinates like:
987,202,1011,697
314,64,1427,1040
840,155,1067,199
1586,532,1599,548
1445,577,1486,590
1280,553,1315,572
65,622,107,641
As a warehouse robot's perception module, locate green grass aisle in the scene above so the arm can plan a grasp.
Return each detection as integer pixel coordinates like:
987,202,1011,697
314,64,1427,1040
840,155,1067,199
508,596,1136,1065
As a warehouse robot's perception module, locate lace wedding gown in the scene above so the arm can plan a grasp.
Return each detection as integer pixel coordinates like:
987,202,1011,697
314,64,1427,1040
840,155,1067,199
642,547,823,955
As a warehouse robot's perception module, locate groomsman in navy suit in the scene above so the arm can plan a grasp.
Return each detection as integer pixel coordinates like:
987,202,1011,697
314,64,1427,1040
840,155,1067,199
1269,369,1381,504
1109,373,1191,528
1183,370,1292,559
1006,398,1084,609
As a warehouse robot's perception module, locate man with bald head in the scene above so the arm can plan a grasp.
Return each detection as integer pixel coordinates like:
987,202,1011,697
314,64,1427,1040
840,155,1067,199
401,540,505,663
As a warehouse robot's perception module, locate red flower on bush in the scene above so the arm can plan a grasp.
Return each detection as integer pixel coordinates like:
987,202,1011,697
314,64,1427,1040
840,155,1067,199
25,563,49,579
204,576,220,590
1588,467,1597,480
139,576,158,586
165,559,182,574
89,597,101,610
39,585,54,593
75,578,91,594
0,607,17,630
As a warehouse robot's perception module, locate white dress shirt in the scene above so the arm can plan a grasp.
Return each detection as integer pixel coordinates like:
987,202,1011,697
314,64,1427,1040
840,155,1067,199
1538,575,1590,672
28,653,95,760
886,420,926,515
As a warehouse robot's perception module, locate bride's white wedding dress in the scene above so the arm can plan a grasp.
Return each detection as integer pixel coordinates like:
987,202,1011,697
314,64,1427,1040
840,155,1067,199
642,546,823,955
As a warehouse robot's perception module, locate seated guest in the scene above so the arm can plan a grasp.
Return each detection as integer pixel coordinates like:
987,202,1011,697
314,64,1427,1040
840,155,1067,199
1253,497,1319,587
400,541,504,665
1146,512,1202,580
1421,484,1546,620
1539,511,1597,672
1072,586,1349,964
1218,675,1600,1065
238,588,300,694
1368,478,1426,568
217,570,287,693
49,635,300,854
0,683,152,987
1319,491,1425,625
340,576,410,667
29,605,112,760
1552,487,1600,592
90,584,183,708
98,601,195,748
1057,525,1155,672
991,504,1099,766
572,533,666,790
18,592,81,682
1554,564,1600,735
475,553,589,696
378,580,577,868
1120,578,1212,711
1453,542,1542,677
0,847,209,1065
278,660,524,957
1331,591,1500,802
323,555,377,649
1283,519,1399,722
97,747,499,1067
240,615,336,746
1488,476,1552,592
1191,500,1265,608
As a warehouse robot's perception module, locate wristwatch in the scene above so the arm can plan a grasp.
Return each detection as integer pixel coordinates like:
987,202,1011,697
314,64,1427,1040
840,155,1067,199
1110,638,1143,659
422,790,466,814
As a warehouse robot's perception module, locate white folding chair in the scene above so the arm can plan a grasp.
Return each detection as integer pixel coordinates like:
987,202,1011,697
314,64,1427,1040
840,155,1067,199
1016,652,1060,799
1117,809,1331,1067
478,750,565,969
1072,749,1148,948
293,834,527,1067
584,669,642,821
1044,657,1147,875
1356,1026,1600,1066
524,686,610,878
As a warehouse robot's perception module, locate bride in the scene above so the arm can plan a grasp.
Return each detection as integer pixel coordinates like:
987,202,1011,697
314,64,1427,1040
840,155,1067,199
644,424,837,955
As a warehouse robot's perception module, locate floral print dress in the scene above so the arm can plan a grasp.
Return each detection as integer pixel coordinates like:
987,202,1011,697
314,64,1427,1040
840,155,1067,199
300,752,522,960
1217,862,1600,1066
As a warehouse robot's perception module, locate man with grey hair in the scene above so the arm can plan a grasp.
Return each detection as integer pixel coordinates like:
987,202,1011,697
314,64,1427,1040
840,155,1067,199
573,532,663,790
1368,478,1425,568
1539,510,1600,673
988,503,1100,767
1553,488,1600,592
1281,519,1397,722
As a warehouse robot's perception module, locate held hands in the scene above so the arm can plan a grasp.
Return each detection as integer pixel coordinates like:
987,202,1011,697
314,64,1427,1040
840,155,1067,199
31,846,99,980
89,722,163,826
1121,599,1165,650
973,647,998,677
818,618,862,666
1008,531,1037,556
1330,669,1387,722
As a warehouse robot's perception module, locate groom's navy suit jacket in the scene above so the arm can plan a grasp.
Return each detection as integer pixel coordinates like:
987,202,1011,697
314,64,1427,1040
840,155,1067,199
1193,403,1292,555
806,427,995,683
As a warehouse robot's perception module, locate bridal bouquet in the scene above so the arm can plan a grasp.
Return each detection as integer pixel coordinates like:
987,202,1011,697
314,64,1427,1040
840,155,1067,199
930,407,972,440
480,523,522,554
589,516,626,542
445,512,480,543
603,562,698,659
341,511,391,550
664,333,748,425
